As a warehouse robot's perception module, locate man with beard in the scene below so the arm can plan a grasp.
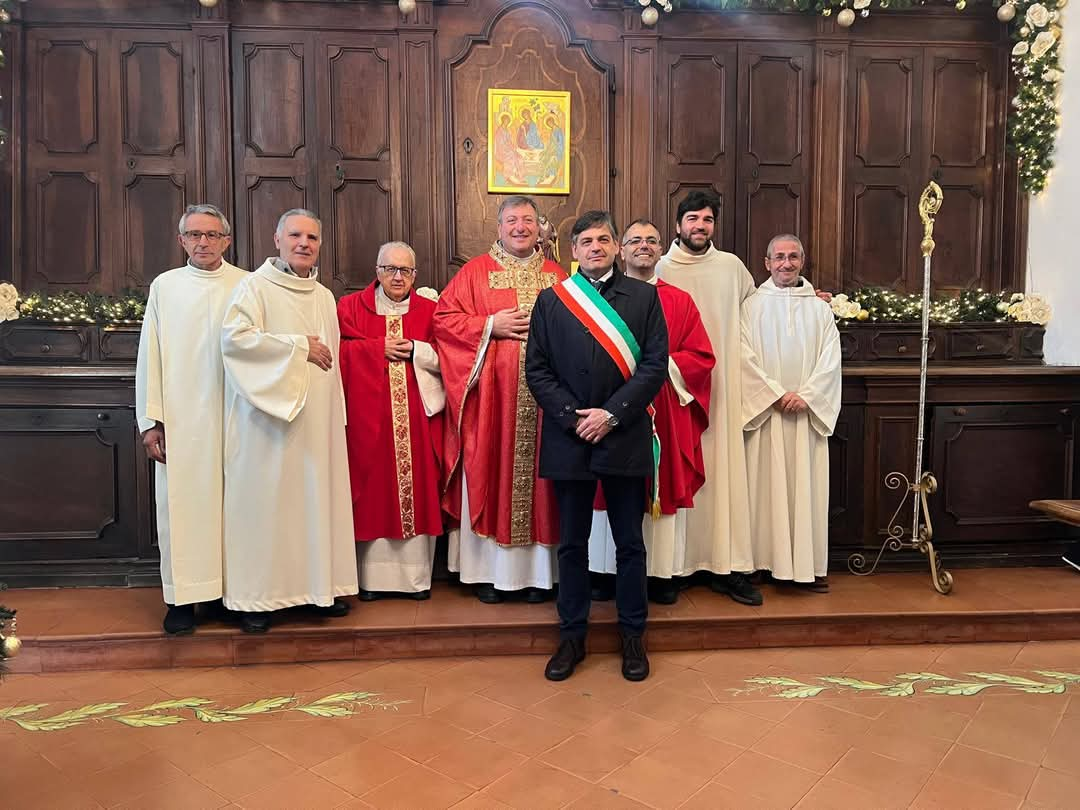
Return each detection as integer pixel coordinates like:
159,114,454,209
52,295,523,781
526,210,668,681
434,196,563,603
588,219,715,605
655,190,764,606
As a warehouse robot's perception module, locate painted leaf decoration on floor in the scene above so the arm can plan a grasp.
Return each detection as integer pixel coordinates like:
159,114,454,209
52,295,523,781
294,705,354,718
925,683,996,696
1034,671,1080,682
221,697,295,715
966,672,1054,686
112,713,187,727
311,692,376,704
880,683,917,697
896,672,952,681
777,686,829,699
818,677,890,690
194,708,246,723
0,704,48,719
136,698,214,712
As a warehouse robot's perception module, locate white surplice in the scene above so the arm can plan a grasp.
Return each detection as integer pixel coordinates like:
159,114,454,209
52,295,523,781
741,278,842,582
656,241,757,574
136,261,247,606
220,259,358,611
357,286,443,594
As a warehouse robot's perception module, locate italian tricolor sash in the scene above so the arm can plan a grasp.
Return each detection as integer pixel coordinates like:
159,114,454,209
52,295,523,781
552,272,662,517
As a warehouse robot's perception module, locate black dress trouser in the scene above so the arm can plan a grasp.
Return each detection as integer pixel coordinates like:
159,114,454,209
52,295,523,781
553,476,648,639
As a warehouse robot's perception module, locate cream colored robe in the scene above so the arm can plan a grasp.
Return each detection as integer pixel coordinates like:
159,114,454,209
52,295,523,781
136,261,247,605
741,278,842,582
656,241,757,574
220,259,358,611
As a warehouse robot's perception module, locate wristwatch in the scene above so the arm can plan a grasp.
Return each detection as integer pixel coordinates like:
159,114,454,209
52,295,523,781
605,411,619,429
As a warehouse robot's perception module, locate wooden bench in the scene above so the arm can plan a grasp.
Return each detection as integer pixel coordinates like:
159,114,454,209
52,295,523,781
1031,500,1080,571
1030,500,1080,527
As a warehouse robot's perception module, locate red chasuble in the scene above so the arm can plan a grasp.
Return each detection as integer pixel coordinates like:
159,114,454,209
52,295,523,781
590,278,714,515
653,279,715,513
338,283,444,541
433,247,564,547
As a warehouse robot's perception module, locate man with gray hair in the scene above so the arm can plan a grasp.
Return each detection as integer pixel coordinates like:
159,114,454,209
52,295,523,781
338,241,445,599
220,208,358,633
136,204,247,635
434,195,563,604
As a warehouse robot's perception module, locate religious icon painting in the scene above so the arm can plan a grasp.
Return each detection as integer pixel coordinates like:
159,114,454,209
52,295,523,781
487,88,570,195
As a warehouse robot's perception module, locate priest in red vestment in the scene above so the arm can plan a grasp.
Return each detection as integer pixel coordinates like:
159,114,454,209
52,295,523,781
338,241,445,599
433,195,564,603
589,219,715,605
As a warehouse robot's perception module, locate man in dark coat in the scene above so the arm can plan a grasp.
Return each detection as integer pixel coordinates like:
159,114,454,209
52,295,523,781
525,210,669,682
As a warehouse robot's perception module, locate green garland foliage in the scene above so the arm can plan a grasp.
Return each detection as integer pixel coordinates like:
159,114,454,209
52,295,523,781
14,290,147,324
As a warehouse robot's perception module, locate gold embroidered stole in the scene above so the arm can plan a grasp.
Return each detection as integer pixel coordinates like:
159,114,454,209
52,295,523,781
386,314,415,539
487,243,556,546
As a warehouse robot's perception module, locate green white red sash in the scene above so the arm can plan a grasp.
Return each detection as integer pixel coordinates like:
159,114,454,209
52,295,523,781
552,272,661,516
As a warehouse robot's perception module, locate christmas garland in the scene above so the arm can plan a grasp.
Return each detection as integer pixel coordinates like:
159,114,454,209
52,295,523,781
645,0,1064,194
0,284,146,325
829,287,1052,323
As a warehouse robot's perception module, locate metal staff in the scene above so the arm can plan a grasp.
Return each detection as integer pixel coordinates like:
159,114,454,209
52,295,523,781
849,181,954,595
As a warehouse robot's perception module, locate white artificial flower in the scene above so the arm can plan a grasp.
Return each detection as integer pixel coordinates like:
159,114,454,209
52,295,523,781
1026,3,1051,27
1013,41,1031,57
1031,30,1058,59
1043,68,1063,82
854,0,871,8
1026,298,1052,325
996,301,1010,313
0,304,17,323
415,286,440,302
1011,292,1025,302
0,282,17,309
833,293,850,302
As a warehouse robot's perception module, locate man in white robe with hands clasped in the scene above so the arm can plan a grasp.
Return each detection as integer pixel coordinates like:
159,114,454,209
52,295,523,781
741,234,842,592
220,208,358,633
137,204,247,635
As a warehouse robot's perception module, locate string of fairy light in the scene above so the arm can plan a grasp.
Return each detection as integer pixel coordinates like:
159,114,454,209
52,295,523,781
831,288,1052,324
14,290,147,324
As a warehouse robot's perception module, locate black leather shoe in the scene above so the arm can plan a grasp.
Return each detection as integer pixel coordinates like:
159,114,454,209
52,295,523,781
476,584,503,604
544,637,586,682
240,611,271,634
710,572,764,606
621,634,650,682
647,577,678,605
312,598,350,617
163,604,196,636
358,589,380,602
408,589,432,601
524,587,551,604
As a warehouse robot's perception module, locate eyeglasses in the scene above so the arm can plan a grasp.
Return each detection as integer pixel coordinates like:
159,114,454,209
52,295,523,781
623,236,661,248
377,265,417,278
182,231,227,242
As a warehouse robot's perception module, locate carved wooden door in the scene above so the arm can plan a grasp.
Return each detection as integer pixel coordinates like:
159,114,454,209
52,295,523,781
445,4,615,276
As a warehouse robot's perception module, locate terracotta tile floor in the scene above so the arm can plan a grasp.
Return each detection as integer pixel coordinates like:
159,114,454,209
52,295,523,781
4,640,1080,808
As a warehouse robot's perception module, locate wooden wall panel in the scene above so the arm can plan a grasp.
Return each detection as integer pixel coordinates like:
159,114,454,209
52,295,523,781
122,174,186,288
232,34,317,269
317,36,400,295
10,1,1022,298
738,43,812,277
656,41,736,247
